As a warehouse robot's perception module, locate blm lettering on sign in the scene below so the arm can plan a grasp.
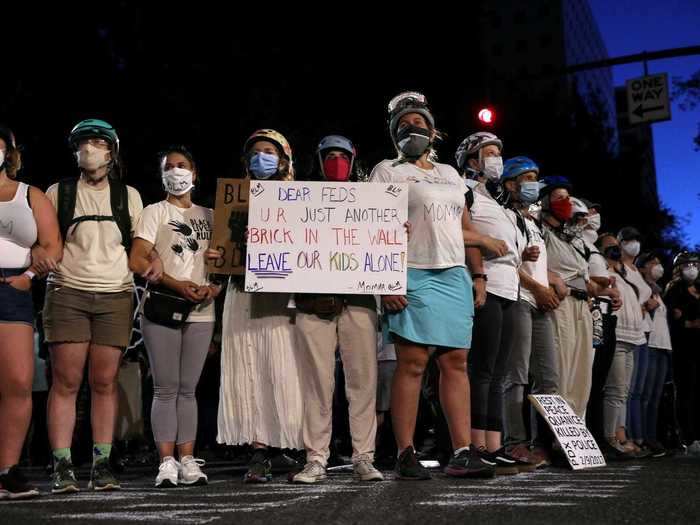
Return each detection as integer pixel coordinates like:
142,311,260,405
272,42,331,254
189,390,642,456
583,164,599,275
208,178,250,275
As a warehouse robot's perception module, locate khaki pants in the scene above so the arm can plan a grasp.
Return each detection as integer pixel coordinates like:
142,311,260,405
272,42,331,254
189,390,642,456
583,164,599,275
296,305,378,466
551,296,593,418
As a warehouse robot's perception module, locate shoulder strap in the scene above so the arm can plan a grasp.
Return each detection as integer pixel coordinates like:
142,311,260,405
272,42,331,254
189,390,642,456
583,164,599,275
109,178,132,252
57,178,79,242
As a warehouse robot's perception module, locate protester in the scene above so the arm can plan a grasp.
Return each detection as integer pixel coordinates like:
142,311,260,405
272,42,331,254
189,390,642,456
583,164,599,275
0,126,62,499
213,129,304,483
371,92,506,480
130,146,217,487
44,119,157,493
293,135,382,483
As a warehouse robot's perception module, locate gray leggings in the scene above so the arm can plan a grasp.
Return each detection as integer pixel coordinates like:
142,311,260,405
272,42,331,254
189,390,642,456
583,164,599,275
142,318,214,444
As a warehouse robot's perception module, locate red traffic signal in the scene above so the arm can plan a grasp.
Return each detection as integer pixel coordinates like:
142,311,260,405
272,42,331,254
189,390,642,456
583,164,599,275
478,107,495,125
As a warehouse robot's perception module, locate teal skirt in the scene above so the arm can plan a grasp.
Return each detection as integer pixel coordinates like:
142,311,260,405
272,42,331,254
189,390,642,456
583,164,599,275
384,266,474,349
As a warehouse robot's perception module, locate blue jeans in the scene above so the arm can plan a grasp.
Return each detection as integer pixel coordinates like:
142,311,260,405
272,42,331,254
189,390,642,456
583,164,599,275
627,344,649,440
644,348,671,441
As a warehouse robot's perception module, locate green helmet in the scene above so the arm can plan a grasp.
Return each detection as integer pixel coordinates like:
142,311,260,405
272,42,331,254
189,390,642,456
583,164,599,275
69,119,119,152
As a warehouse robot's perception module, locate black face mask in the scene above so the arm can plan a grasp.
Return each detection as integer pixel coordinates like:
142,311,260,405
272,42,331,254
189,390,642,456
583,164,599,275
395,125,431,159
604,245,622,261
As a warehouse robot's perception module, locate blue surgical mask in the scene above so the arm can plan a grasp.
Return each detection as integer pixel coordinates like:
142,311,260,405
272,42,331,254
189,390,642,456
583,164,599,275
248,152,279,179
519,181,540,204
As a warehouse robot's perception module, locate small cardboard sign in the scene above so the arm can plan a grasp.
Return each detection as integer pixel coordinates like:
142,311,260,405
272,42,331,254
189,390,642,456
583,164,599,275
207,178,250,275
529,394,606,470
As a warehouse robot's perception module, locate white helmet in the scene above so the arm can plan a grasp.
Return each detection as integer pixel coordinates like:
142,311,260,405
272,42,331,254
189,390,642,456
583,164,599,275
455,131,503,171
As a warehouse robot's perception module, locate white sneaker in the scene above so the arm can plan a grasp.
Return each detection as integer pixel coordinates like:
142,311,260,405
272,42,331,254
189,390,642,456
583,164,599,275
155,457,180,488
179,456,208,486
353,460,384,482
291,461,327,484
688,441,700,456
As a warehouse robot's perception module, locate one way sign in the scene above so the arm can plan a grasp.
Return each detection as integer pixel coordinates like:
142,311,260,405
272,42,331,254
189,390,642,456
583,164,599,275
625,73,671,125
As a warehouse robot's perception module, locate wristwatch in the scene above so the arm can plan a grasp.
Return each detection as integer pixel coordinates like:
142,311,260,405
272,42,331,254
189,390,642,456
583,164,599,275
472,273,488,282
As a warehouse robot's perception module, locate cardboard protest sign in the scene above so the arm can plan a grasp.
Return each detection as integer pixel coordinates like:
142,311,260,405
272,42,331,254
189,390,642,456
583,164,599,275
208,178,249,275
529,394,606,470
244,180,408,294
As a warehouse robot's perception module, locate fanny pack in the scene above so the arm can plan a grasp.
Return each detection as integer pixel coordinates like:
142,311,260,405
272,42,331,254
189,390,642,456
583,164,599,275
142,284,195,328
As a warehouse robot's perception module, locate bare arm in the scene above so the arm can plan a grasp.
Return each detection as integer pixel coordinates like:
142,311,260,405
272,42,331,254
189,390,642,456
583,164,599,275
30,186,63,273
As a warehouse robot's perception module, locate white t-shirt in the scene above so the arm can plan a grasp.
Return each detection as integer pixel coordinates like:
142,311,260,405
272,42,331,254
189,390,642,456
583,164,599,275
369,160,466,269
46,178,143,292
613,269,647,345
543,225,589,291
134,200,214,322
469,184,523,301
648,293,672,351
623,264,653,333
585,239,609,279
519,214,549,308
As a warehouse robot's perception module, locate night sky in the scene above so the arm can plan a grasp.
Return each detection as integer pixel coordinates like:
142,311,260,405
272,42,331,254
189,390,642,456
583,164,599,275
3,3,699,248
590,0,700,247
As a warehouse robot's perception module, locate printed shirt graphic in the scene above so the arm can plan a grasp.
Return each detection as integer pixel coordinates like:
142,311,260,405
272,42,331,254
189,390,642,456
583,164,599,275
46,179,143,292
369,160,466,269
134,200,214,322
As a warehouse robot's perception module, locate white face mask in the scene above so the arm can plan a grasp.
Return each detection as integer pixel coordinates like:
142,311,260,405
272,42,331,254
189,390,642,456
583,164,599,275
482,156,503,181
162,167,194,196
0,149,5,169
621,240,641,258
76,143,111,171
586,214,601,232
650,264,664,281
582,229,598,245
682,266,699,283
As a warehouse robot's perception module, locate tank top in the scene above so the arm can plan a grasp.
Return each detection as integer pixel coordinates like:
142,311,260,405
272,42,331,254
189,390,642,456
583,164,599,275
0,182,38,268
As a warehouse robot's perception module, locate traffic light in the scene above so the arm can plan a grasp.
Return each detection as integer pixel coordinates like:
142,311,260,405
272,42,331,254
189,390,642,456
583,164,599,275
478,107,495,125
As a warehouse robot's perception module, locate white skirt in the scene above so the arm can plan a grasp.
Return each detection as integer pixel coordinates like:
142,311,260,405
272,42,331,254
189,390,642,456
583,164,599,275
217,284,304,449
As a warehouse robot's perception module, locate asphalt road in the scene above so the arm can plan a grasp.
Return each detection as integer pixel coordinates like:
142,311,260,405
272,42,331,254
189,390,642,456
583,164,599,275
3,456,700,524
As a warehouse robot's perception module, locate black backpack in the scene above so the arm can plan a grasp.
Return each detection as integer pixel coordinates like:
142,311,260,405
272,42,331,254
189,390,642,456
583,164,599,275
57,177,132,251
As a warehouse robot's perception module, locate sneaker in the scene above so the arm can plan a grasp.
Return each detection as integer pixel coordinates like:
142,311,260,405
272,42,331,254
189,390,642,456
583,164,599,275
444,447,495,479
244,450,272,484
527,445,551,469
0,466,40,500
88,458,121,491
155,457,180,488
483,448,520,475
51,458,80,494
600,440,630,461
180,456,208,486
688,441,700,456
394,447,431,481
643,440,667,459
353,459,384,482
291,461,327,484
505,444,538,472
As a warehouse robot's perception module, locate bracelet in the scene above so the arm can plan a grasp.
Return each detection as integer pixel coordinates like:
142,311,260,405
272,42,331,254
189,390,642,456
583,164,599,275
472,273,488,282
23,270,36,281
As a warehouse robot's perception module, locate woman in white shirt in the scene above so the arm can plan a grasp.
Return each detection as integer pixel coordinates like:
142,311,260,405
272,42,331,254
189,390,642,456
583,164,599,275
636,252,672,457
0,126,62,499
373,92,504,481
130,146,218,487
598,234,646,459
616,227,654,452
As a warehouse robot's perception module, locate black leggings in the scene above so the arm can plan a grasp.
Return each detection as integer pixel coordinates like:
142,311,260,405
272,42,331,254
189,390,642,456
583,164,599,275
469,293,516,432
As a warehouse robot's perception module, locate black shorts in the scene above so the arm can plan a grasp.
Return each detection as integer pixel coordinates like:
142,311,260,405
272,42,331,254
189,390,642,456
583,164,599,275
0,268,34,326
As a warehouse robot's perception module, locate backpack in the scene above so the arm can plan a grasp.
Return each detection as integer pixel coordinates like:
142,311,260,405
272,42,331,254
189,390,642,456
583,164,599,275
57,177,132,251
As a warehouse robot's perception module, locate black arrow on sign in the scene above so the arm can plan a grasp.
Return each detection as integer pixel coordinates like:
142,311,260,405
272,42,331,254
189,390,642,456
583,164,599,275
632,104,665,119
